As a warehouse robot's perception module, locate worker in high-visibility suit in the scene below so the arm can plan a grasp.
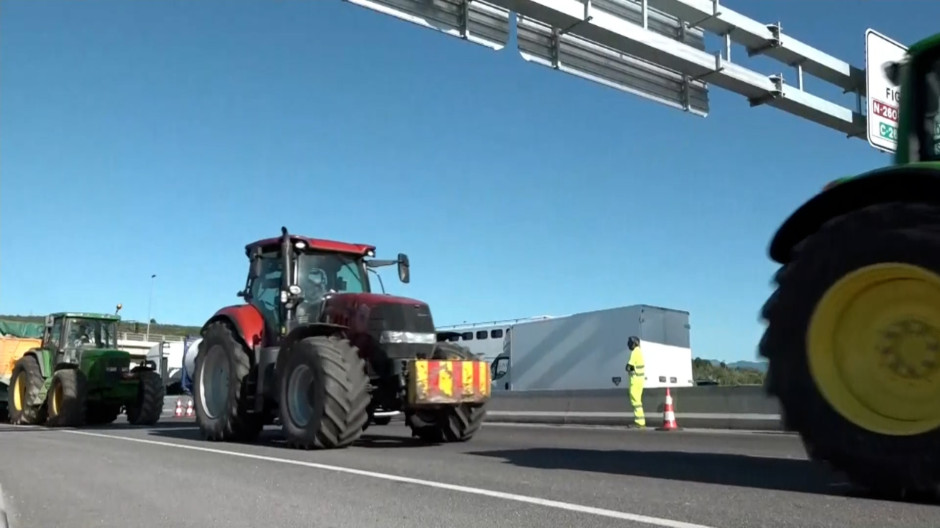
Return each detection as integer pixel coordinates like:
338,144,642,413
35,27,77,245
625,335,646,428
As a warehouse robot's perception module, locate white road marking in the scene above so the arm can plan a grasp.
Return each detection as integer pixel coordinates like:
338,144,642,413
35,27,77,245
484,422,795,436
63,429,716,528
0,481,10,528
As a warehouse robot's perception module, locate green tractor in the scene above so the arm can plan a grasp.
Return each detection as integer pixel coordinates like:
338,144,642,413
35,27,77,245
760,33,940,497
9,312,165,427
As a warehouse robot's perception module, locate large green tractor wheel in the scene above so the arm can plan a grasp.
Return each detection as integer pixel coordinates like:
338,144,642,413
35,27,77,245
46,369,88,428
760,201,940,498
126,369,165,426
193,321,263,442
277,335,370,449
9,356,47,425
406,342,487,443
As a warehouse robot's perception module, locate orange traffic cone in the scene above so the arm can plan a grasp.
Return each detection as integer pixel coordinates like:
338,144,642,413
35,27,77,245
657,387,680,431
185,398,194,418
174,398,184,418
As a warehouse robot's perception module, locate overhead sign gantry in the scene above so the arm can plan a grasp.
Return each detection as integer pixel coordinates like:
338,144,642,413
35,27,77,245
344,0,909,154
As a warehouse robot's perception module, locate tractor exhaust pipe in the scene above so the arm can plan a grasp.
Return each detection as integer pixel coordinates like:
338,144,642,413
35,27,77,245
280,226,294,333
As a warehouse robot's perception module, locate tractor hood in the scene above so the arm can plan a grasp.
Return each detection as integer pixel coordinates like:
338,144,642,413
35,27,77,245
322,292,436,336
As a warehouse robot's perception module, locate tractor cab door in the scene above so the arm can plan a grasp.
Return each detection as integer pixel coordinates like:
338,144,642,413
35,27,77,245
42,316,65,359
247,252,286,346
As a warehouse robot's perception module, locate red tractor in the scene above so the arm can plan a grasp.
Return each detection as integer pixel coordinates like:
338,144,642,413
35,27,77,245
192,227,491,449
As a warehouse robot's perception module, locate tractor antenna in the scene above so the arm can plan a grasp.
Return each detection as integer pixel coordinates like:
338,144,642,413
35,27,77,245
115,303,123,315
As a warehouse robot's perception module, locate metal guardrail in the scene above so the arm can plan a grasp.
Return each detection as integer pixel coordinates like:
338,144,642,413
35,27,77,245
119,332,185,343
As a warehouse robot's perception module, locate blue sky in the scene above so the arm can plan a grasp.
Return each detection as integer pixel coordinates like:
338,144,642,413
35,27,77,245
1,0,936,362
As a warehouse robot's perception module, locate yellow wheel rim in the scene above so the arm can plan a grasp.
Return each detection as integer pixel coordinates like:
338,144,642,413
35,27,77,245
808,263,940,436
12,376,23,412
51,380,61,417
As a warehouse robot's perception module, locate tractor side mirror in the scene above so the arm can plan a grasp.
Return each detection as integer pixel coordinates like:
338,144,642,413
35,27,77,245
44,315,54,328
397,253,410,284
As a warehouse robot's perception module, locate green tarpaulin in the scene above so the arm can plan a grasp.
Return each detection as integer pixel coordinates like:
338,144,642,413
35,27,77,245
0,320,44,339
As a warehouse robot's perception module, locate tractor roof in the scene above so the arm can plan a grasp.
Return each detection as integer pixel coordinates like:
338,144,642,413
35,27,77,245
909,32,940,57
245,235,376,257
51,312,121,321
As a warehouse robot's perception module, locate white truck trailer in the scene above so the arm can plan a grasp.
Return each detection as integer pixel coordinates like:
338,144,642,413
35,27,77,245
489,304,694,392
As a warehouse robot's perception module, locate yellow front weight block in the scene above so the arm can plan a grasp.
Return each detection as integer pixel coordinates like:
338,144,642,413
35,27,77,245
407,359,491,406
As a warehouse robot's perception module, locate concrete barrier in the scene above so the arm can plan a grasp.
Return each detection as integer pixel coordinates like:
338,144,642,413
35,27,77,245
162,386,785,431
484,385,784,430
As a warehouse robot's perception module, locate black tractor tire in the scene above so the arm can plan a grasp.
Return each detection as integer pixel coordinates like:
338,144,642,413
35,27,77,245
760,201,940,498
46,369,88,428
86,403,122,425
407,342,487,443
9,356,47,425
127,369,166,426
278,335,370,449
193,321,263,442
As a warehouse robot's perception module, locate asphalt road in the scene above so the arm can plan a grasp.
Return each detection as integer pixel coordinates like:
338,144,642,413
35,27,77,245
0,419,938,528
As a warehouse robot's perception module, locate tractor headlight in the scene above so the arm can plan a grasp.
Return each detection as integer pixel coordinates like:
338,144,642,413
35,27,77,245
379,331,437,345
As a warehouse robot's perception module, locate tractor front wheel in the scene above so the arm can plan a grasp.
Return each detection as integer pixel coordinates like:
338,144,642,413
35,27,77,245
760,201,940,498
46,369,88,428
127,369,166,426
407,342,487,443
9,356,47,425
278,335,370,449
193,321,263,442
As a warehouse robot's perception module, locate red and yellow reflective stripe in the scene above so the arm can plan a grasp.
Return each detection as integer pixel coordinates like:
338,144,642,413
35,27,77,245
408,359,492,404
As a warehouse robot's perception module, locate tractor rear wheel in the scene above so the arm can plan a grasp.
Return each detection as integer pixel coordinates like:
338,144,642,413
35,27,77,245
9,356,47,425
278,335,369,449
407,342,487,443
46,369,88,428
193,321,263,442
760,201,940,498
127,369,166,426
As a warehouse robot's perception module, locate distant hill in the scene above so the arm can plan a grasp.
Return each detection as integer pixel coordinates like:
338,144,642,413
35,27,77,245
693,357,767,386
724,360,768,373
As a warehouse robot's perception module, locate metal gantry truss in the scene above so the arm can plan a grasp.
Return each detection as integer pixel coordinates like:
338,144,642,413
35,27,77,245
345,0,869,139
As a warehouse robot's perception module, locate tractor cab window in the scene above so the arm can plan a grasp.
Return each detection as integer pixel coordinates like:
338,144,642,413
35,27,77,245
915,53,940,161
297,252,368,302
249,254,284,330
65,319,118,349
46,319,63,349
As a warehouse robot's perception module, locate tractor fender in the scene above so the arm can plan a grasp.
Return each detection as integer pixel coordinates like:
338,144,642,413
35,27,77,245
23,349,53,378
769,164,940,264
201,304,265,351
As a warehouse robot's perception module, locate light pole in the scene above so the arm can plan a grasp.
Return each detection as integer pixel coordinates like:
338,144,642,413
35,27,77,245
146,274,157,340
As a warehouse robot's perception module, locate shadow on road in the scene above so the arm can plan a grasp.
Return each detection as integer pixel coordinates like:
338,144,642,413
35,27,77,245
143,424,433,449
468,447,843,496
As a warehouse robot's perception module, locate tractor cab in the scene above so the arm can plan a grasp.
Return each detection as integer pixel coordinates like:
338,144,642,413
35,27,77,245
43,312,120,364
238,227,411,345
889,38,940,165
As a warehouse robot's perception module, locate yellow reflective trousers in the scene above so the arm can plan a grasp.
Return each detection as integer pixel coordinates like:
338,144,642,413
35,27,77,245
628,345,646,427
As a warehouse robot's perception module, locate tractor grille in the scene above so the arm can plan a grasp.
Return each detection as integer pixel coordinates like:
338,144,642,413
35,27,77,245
366,303,435,362
367,303,435,334
102,358,128,385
